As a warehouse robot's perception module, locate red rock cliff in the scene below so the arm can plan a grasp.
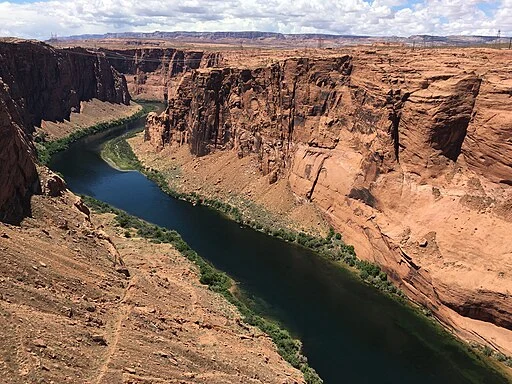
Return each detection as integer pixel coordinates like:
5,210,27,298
102,48,222,101
145,48,512,353
0,38,130,223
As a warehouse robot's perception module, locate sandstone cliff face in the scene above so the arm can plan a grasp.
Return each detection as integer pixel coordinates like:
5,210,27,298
0,38,130,223
0,39,130,131
102,48,222,101
0,78,38,223
145,57,353,174
145,48,512,352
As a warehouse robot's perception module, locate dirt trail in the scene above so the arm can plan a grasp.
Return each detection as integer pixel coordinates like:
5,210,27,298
93,278,136,384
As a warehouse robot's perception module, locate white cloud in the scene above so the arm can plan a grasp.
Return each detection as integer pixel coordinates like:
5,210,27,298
0,0,508,39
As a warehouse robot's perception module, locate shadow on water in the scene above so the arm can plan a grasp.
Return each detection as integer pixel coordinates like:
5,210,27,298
50,118,509,384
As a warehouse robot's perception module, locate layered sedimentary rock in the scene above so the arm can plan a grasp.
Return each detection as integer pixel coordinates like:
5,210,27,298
102,48,222,100
0,78,38,223
145,48,512,352
0,39,130,131
145,57,353,174
0,38,130,223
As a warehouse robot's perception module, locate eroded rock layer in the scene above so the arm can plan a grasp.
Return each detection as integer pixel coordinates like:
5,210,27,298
102,48,222,100
144,47,512,352
0,78,38,223
0,38,130,223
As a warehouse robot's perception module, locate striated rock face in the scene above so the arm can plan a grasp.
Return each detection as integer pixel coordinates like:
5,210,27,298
102,48,222,101
0,78,39,223
145,48,512,350
145,57,354,177
0,39,130,132
0,38,130,223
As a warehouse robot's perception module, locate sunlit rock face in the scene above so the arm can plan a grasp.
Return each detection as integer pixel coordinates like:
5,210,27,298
144,47,512,351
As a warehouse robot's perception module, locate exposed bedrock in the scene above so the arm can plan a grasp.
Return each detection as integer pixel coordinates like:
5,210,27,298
0,39,130,223
102,48,222,100
0,78,38,223
144,48,512,349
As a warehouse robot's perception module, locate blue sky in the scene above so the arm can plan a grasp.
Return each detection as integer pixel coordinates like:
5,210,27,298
0,0,509,39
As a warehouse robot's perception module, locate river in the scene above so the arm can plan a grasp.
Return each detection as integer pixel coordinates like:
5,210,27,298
50,112,508,384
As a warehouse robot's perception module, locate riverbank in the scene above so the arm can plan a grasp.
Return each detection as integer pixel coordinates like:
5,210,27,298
101,129,146,171
116,131,512,380
103,131,404,296
84,195,322,383
120,140,408,295
130,135,330,238
35,100,156,165
36,99,142,141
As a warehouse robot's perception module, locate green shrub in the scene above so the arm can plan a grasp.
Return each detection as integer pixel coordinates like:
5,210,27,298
36,107,149,165
82,196,323,384
357,260,381,278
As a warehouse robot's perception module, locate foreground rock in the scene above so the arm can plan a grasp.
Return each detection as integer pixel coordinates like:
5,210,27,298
0,187,304,383
140,46,512,355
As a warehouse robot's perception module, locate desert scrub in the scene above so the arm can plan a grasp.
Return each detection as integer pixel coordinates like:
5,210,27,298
101,129,144,170
83,195,323,384
471,343,512,370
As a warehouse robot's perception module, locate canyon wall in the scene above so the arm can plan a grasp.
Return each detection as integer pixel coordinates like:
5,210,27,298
0,39,130,223
0,40,307,382
144,48,512,351
102,48,222,100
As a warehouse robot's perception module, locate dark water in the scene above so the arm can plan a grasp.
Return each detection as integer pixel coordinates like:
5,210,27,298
50,117,508,384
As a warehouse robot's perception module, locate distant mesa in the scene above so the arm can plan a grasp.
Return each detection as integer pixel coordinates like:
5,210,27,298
51,30,504,47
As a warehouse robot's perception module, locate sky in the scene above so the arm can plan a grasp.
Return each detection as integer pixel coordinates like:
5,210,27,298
0,0,510,40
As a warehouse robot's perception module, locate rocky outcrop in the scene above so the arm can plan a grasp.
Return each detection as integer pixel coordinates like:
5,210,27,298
0,38,130,223
145,56,353,177
144,47,512,352
102,48,222,100
0,186,305,384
